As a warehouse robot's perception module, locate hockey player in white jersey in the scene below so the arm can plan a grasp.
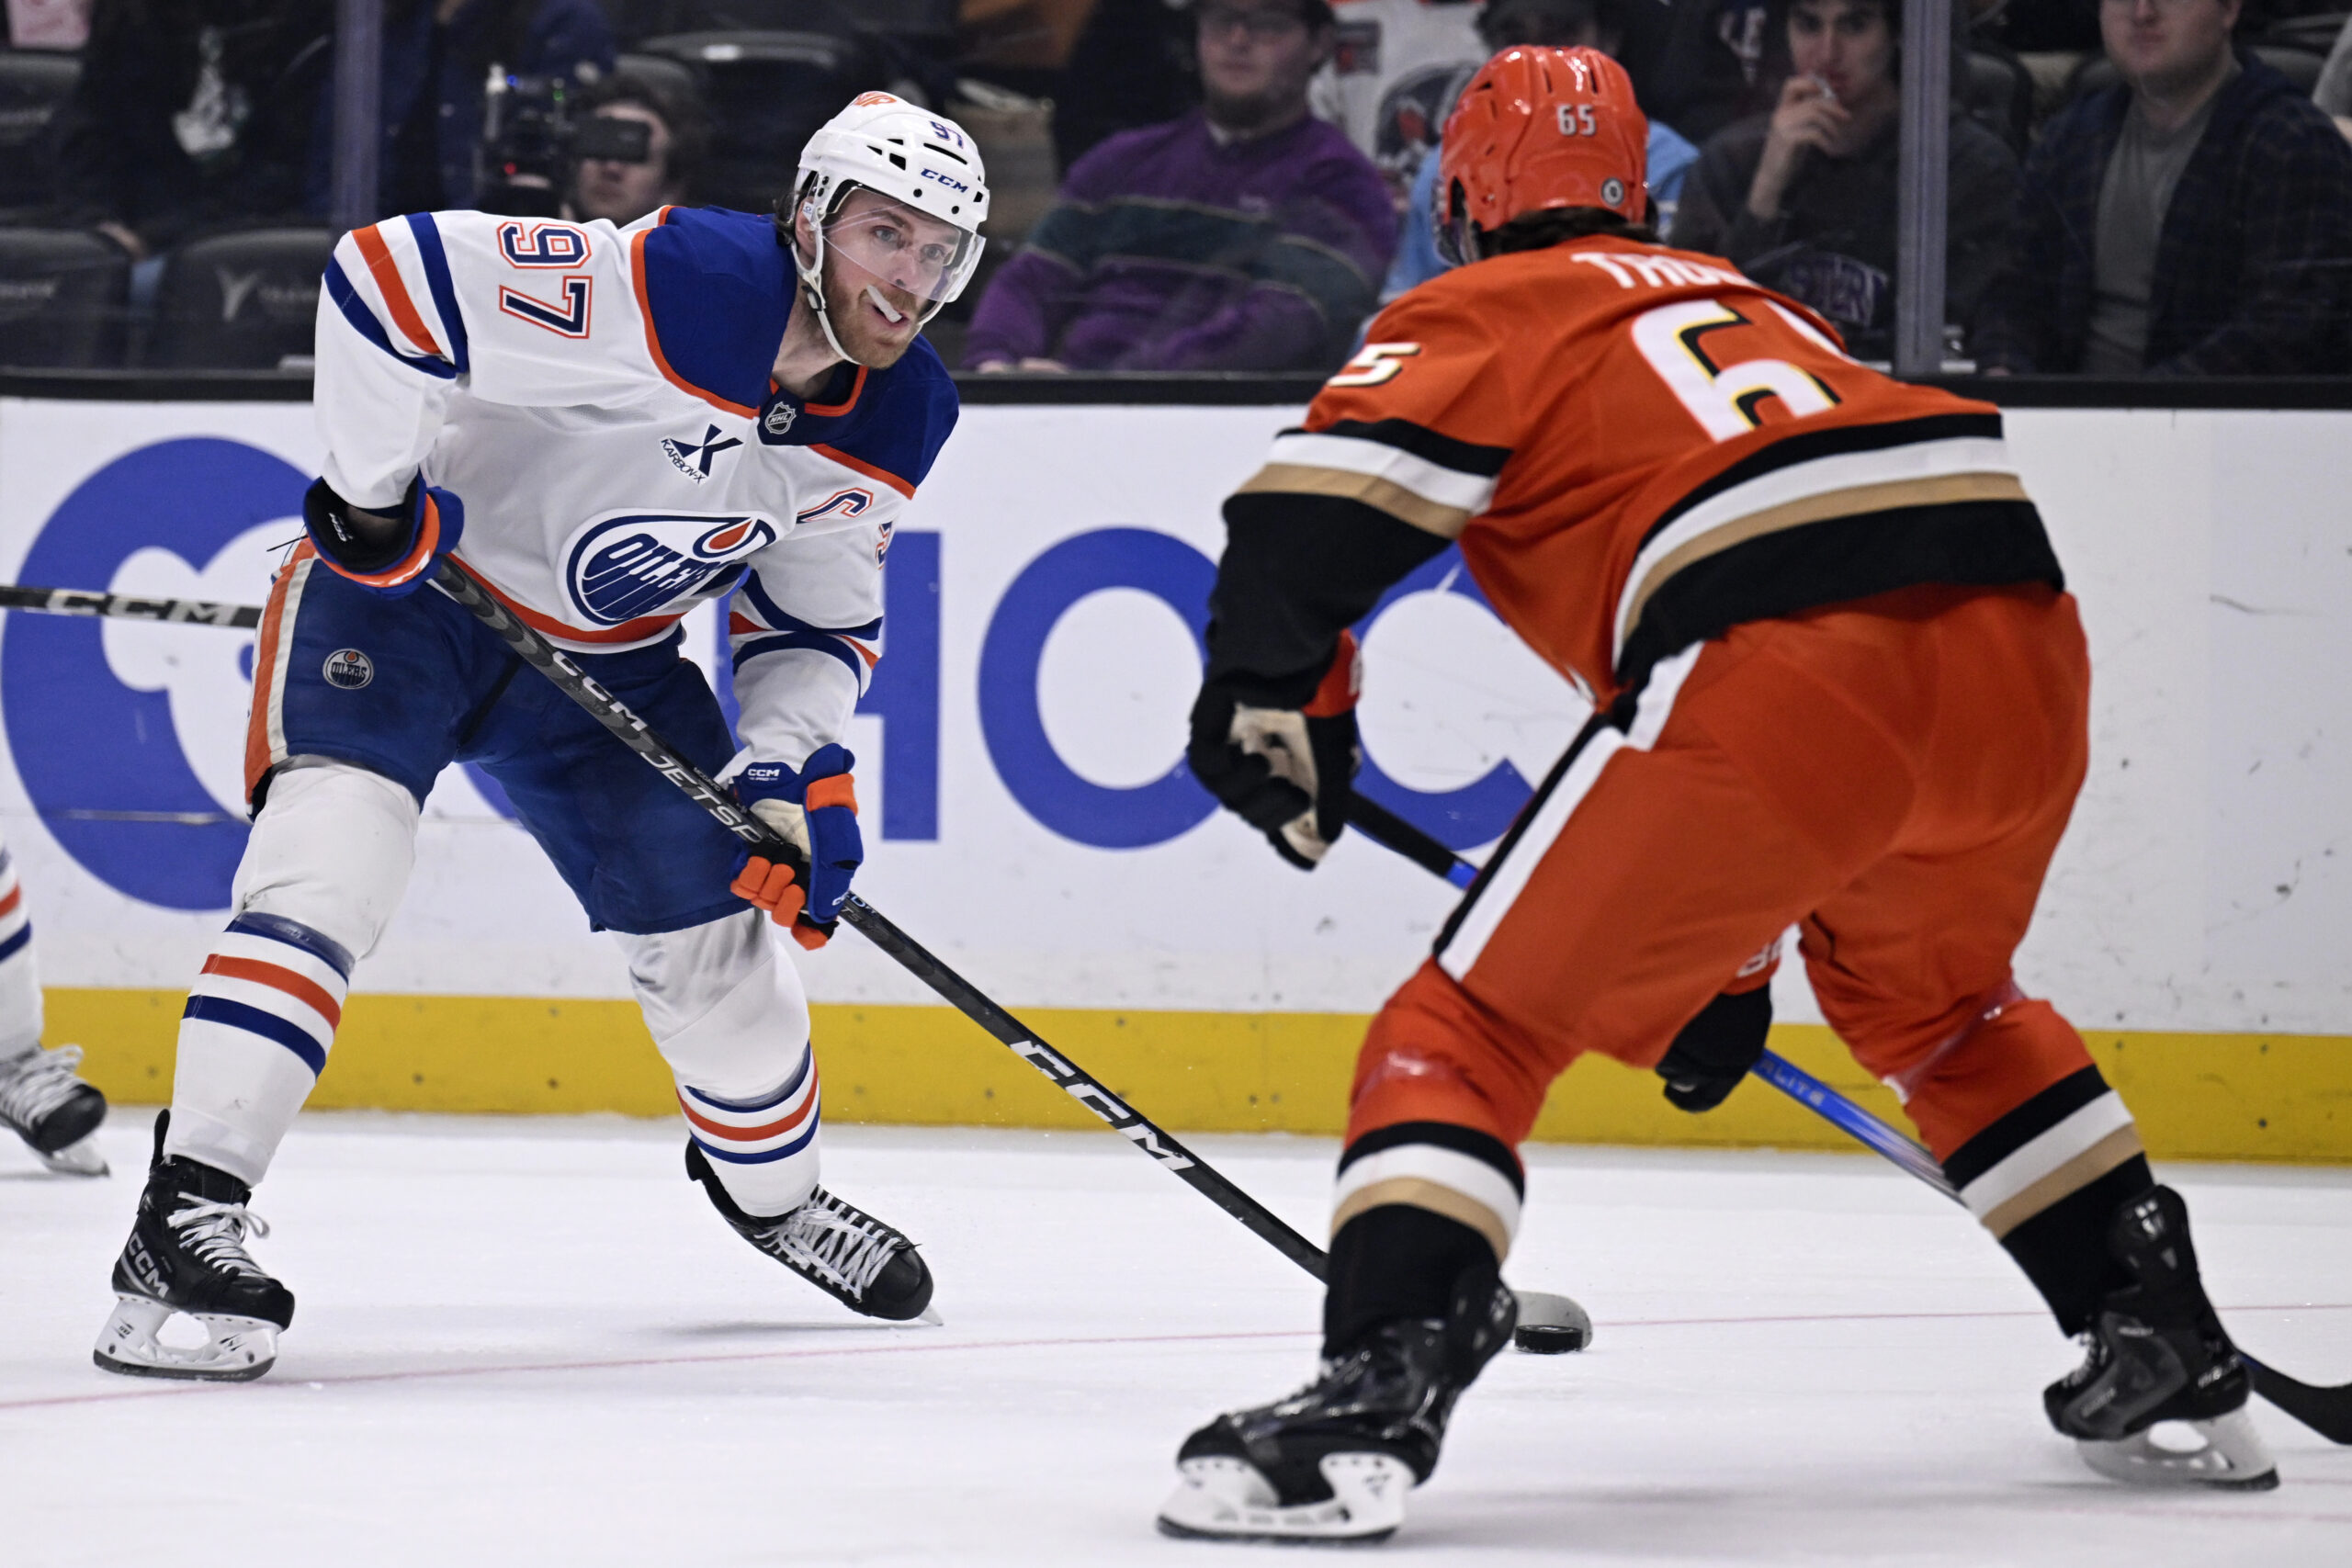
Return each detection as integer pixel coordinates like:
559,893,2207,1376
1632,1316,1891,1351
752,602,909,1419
0,839,108,1175
93,94,985,1381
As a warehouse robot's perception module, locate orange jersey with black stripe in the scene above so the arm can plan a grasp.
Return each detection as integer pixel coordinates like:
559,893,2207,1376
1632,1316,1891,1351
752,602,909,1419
1215,234,2058,706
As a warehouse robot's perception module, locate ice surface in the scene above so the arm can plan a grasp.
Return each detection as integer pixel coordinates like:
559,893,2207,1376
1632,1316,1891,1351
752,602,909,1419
4,1115,2348,1565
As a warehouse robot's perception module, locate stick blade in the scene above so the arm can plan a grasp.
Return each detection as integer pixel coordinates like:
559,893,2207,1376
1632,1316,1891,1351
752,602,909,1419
2248,1355,2352,1444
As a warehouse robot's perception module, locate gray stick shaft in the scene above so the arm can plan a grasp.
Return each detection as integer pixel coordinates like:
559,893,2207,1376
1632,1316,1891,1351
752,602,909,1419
0,584,261,628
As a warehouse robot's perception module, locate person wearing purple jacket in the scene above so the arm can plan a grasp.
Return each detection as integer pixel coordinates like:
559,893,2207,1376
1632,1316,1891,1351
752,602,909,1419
965,0,1396,373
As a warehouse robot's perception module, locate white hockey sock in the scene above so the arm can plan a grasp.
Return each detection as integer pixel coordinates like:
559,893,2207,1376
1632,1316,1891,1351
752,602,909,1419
680,1043,821,1216
0,840,45,1061
166,760,416,1185
622,912,820,1217
169,913,354,1184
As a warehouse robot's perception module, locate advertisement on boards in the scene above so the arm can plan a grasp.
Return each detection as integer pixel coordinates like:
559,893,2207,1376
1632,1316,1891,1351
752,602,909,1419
0,399,2347,1034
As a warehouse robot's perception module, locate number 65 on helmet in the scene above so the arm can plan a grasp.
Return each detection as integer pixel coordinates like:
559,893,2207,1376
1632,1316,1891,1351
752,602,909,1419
1435,46,1650,266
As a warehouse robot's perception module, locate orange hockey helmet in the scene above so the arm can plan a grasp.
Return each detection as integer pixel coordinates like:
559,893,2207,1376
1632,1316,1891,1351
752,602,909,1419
1434,45,1649,265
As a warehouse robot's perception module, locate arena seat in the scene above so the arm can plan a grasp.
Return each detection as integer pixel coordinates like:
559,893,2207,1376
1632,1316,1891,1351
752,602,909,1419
610,51,704,107
632,30,888,214
0,51,79,218
144,229,334,371
0,228,128,368
1962,48,2034,157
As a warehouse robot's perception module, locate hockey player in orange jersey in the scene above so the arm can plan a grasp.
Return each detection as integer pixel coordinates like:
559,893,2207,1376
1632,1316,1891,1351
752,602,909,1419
1157,45,2276,1545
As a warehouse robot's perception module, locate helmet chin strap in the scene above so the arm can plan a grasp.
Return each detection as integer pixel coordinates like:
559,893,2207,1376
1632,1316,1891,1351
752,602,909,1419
793,214,863,367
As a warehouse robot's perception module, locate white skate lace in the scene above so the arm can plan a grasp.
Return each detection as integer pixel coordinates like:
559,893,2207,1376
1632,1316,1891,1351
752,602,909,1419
168,1197,272,1277
0,1043,91,1134
775,1191,901,1297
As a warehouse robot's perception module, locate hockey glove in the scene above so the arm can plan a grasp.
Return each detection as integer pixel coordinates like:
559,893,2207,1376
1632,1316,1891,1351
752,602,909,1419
1187,631,1362,871
1656,938,1782,1112
303,476,465,599
729,743,862,951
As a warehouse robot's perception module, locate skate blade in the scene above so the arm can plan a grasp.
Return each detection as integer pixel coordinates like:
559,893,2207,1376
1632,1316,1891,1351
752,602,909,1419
34,1135,107,1178
2077,1409,2279,1491
1156,1452,1409,1545
1511,1289,1591,1355
92,1295,279,1382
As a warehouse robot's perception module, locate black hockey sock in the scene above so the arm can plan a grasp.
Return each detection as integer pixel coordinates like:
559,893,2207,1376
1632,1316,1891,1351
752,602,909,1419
1322,1202,1498,1358
1997,1154,2156,1335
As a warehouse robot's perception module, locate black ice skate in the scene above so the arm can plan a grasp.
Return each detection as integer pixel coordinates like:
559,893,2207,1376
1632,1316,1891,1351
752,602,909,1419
0,1043,108,1176
685,1142,936,1323
2045,1185,2277,1490
93,1112,293,1382
1158,1269,1518,1544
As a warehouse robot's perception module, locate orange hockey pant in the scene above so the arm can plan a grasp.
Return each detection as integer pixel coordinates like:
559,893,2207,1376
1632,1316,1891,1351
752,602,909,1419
1348,583,2096,1185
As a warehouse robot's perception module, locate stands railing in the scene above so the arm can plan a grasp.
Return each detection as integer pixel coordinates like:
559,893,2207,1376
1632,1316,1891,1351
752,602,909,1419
4,369,2350,411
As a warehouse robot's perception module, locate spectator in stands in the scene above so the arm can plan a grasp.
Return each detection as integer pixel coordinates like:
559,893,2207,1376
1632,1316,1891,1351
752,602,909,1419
963,0,1396,373
307,0,615,219
1385,0,1702,299
55,0,331,263
563,68,709,226
1669,0,2018,362
1974,0,2352,374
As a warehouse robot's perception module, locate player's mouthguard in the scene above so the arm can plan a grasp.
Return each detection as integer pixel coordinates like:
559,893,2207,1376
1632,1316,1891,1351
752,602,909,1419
864,286,906,324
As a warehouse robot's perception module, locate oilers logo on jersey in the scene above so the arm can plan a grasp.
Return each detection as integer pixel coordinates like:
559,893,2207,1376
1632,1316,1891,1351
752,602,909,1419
560,512,781,628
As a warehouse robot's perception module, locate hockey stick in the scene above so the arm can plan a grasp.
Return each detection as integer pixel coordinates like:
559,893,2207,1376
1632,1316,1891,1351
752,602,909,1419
0,583,260,628
422,562,1321,1267
413,563,1605,1344
0,574,1594,1347
1344,792,2352,1438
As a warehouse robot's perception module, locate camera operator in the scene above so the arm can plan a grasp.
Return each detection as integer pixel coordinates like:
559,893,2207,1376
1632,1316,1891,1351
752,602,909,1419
564,69,709,226
306,0,614,219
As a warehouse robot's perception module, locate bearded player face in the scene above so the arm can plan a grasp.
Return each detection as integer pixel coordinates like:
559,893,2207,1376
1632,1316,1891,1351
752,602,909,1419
797,186,967,367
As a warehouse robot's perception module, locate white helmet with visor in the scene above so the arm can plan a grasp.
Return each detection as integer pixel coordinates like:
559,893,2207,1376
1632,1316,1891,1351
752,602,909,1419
787,93,990,364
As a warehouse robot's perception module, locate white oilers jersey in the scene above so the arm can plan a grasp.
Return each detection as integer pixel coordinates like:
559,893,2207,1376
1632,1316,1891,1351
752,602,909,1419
314,203,958,768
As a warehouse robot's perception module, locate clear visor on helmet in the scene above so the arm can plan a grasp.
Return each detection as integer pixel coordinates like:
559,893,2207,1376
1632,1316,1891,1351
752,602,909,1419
821,195,983,306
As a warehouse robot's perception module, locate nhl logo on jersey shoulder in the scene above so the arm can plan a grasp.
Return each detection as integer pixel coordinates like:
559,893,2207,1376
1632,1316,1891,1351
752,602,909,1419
322,649,374,690
560,510,780,628
763,400,798,438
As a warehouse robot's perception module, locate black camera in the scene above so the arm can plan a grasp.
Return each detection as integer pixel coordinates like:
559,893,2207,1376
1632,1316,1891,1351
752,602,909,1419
479,68,571,217
478,69,658,218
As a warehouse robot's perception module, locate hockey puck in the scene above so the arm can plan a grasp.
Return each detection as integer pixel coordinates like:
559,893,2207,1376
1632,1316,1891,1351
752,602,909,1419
1509,1290,1592,1355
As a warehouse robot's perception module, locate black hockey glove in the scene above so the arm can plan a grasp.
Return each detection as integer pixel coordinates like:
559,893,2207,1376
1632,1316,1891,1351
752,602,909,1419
1656,985,1773,1113
1188,630,1361,870
303,475,465,599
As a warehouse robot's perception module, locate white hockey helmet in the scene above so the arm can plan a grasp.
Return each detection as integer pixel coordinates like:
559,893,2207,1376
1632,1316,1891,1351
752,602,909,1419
787,93,990,361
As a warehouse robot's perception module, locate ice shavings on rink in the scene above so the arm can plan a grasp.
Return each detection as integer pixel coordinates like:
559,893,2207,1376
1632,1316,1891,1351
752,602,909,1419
4,1116,2348,1565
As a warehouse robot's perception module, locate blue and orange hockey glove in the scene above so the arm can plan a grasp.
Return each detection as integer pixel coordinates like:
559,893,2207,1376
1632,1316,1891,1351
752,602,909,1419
1187,630,1362,871
729,743,863,951
302,475,465,598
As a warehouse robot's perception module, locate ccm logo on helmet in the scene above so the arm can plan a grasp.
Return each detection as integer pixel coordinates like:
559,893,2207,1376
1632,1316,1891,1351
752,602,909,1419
921,167,970,194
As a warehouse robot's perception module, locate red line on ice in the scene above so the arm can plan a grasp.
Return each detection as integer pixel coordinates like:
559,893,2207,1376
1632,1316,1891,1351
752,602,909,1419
3,1303,2342,1415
